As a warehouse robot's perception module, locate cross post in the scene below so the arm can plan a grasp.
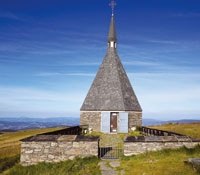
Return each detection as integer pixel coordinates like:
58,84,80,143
109,0,117,16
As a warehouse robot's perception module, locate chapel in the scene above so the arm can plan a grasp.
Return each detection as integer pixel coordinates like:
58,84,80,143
80,2,142,133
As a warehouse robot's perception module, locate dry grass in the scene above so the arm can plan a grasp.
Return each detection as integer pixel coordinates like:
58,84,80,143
119,122,200,174
120,146,200,175
150,123,200,139
4,157,100,175
0,127,63,173
0,127,62,158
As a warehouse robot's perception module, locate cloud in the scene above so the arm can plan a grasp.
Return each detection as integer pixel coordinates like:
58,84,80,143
129,71,200,119
124,61,160,66
172,12,200,18
144,39,178,45
61,62,100,66
0,12,21,20
36,72,95,77
0,86,85,113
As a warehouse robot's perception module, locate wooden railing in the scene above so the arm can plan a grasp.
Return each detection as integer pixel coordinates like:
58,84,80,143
139,126,186,136
41,126,83,135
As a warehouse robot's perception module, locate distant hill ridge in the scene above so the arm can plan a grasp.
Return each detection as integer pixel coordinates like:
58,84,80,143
0,117,199,131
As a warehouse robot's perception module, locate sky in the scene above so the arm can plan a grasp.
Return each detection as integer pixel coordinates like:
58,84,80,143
0,0,200,120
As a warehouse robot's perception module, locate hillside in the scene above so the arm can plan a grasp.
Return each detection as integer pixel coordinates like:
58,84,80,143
0,123,200,174
0,127,63,173
150,122,200,139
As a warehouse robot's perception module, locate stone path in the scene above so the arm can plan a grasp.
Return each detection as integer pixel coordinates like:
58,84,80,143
98,160,125,175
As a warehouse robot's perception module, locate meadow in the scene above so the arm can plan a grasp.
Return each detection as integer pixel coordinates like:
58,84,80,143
0,123,200,174
151,122,200,139
0,127,62,173
120,146,200,175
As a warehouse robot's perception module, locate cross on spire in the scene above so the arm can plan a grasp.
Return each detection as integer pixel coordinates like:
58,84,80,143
109,0,116,16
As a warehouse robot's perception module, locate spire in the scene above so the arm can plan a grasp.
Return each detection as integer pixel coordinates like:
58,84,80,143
108,0,117,48
80,0,142,112
108,16,117,43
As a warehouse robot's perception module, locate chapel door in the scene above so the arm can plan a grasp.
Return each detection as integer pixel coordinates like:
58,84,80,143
110,112,118,133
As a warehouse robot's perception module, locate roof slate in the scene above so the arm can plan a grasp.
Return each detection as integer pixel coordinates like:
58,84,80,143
80,47,142,112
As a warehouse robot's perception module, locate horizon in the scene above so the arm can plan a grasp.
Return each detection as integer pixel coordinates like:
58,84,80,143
0,116,200,122
0,0,200,120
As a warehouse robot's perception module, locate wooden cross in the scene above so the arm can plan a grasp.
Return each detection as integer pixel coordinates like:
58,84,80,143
109,0,117,16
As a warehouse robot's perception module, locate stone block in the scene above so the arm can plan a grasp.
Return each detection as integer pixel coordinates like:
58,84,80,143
48,155,55,159
25,150,33,154
51,142,57,147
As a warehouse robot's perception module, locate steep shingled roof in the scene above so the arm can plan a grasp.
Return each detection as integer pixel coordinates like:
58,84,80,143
80,15,142,112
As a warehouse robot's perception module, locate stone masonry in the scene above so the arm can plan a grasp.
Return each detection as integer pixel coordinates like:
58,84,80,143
20,135,99,166
80,111,101,131
124,136,200,156
128,112,142,130
21,133,200,166
80,111,142,132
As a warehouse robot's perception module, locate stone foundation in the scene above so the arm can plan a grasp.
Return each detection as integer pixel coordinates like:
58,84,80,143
124,140,200,156
80,111,101,131
20,135,99,166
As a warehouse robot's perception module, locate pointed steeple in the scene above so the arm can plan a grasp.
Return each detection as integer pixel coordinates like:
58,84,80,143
108,15,117,45
108,0,117,48
80,0,142,112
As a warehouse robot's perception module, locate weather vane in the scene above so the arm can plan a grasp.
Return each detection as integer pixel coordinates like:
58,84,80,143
109,0,117,16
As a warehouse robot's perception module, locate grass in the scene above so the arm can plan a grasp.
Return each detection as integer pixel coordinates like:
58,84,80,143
119,146,200,175
1,123,200,174
0,127,63,158
0,155,20,173
151,123,200,139
0,127,63,174
4,156,100,175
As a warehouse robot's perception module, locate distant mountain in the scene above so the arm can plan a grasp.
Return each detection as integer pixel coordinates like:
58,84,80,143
0,117,80,131
143,118,200,126
142,119,165,126
0,117,199,131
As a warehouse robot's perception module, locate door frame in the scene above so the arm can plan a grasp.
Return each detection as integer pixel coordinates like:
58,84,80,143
110,112,118,133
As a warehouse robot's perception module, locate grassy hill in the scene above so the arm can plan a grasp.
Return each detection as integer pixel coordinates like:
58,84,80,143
150,122,200,139
0,127,63,173
0,123,200,175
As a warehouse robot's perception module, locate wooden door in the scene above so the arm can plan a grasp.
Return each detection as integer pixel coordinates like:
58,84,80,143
110,113,118,132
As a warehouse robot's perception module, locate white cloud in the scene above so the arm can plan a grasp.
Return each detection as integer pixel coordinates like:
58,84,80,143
36,72,95,77
172,12,200,18
0,86,85,114
129,71,200,120
124,61,160,66
0,12,20,20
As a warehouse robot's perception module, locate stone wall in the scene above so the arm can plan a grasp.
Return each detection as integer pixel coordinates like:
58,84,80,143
128,112,142,130
124,141,200,156
21,135,99,166
80,111,101,132
80,111,142,132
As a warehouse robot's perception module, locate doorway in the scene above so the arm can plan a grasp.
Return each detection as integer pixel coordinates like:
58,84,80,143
110,112,118,133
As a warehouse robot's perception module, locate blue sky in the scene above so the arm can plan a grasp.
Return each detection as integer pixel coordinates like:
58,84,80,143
0,0,200,120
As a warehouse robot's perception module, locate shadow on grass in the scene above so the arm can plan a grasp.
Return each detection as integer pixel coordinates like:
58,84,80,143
0,155,20,173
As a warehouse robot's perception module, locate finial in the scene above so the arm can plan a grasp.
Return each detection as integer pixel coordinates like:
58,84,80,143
109,0,116,16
